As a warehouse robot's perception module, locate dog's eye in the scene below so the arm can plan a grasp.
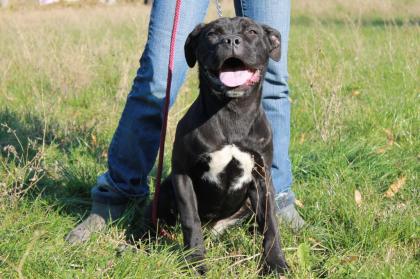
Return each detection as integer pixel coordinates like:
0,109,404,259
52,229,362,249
248,29,258,35
207,31,217,37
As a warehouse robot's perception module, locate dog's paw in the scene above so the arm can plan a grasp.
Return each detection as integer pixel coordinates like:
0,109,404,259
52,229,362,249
262,256,289,275
186,253,207,275
194,263,207,276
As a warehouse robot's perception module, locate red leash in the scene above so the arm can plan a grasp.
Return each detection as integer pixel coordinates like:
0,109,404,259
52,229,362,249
151,0,182,234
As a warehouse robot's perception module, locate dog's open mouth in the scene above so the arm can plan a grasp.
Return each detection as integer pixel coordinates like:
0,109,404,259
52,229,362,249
218,58,260,88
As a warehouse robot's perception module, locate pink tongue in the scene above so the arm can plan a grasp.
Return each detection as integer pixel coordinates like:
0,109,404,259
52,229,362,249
219,69,253,87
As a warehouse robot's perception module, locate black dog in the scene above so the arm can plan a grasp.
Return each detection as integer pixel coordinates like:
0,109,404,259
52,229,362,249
154,17,288,274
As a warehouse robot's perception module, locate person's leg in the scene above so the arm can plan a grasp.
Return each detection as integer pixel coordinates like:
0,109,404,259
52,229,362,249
106,0,209,200
234,0,304,231
66,0,210,244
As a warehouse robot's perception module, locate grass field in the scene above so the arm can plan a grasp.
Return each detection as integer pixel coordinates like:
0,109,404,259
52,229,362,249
0,1,419,278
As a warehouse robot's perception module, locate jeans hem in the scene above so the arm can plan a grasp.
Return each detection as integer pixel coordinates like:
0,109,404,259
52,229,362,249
274,190,295,209
90,173,149,205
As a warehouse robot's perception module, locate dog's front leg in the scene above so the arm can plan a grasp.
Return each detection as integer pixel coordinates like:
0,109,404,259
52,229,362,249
172,173,206,274
249,169,288,274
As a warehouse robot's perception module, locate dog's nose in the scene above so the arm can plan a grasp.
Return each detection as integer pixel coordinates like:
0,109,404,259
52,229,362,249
222,35,242,47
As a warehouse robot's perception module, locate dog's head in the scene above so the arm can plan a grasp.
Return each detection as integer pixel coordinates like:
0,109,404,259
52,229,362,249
185,17,280,99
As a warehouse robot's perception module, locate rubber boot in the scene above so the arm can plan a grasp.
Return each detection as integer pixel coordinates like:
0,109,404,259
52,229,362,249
65,183,128,244
275,192,305,232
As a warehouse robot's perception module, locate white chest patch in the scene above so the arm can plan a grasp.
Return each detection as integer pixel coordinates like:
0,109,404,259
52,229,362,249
202,145,254,190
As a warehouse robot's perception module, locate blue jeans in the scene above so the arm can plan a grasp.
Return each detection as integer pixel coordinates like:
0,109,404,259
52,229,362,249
95,0,295,208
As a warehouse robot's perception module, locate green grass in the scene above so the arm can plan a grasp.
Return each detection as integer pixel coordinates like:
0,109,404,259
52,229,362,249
0,1,419,278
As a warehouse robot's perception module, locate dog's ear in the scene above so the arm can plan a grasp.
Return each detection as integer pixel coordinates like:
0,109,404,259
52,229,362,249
184,23,205,68
262,25,281,62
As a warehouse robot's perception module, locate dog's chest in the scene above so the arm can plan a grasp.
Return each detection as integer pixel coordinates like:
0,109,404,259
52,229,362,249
201,144,254,190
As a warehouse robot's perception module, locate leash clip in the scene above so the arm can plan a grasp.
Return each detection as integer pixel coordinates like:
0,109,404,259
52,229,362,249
215,0,223,18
